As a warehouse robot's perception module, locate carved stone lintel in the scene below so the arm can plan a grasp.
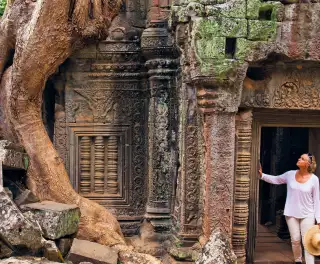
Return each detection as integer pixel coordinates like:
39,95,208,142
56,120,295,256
232,110,252,264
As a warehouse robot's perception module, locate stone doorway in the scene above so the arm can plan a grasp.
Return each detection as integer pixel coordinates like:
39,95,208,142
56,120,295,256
246,110,320,263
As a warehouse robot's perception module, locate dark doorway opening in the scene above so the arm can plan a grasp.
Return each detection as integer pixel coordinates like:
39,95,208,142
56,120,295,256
259,127,308,236
255,126,320,263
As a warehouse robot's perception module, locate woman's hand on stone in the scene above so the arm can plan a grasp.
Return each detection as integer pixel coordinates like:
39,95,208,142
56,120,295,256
258,163,262,179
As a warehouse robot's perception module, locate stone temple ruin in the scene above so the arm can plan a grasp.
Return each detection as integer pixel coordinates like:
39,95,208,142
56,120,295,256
1,0,320,263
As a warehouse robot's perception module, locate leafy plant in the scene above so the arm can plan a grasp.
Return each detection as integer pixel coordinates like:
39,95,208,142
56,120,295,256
0,0,6,16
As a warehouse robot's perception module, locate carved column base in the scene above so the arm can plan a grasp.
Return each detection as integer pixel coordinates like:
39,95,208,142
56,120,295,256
144,212,172,233
173,233,199,247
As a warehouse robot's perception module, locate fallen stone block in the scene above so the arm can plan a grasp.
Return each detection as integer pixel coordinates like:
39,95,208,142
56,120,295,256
66,239,118,264
43,240,64,263
56,238,73,257
14,190,40,207
0,241,13,259
168,246,199,262
162,254,194,264
3,188,12,200
0,257,61,263
21,201,80,240
0,140,26,170
0,190,43,253
119,251,163,264
195,231,237,264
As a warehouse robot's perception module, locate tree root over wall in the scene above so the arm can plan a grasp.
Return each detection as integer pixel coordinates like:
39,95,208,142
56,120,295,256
0,1,162,263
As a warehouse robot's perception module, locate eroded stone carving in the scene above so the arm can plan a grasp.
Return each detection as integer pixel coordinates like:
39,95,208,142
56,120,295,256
242,68,320,110
185,125,201,228
232,110,252,264
274,78,320,109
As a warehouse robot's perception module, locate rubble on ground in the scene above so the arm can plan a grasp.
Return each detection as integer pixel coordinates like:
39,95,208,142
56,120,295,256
21,201,80,240
195,231,237,264
0,140,168,264
0,257,63,263
67,239,118,264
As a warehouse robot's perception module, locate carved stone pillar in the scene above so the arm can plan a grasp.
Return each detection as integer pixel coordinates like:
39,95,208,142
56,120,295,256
202,111,236,238
141,20,177,231
232,110,252,264
172,82,202,246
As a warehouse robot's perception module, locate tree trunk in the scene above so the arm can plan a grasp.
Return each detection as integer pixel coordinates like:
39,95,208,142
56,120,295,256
0,0,126,246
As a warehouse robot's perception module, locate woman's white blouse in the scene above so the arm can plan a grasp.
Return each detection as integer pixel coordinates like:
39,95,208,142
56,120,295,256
262,170,320,223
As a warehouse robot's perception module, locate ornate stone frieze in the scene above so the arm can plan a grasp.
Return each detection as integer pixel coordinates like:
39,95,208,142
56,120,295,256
66,87,142,124
241,68,320,110
274,80,320,109
232,110,252,264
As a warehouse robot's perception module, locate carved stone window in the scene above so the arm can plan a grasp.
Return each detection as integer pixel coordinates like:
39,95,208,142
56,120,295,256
68,124,131,207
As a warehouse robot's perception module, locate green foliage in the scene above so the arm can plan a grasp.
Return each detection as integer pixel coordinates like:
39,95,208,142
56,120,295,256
0,0,6,16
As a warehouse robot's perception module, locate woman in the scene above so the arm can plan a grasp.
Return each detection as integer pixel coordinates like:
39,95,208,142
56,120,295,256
258,153,320,264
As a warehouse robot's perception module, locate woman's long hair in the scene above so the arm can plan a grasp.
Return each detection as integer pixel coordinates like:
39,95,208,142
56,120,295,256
308,154,317,173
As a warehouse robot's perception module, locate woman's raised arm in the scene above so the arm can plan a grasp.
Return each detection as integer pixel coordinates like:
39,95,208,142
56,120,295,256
261,171,288,185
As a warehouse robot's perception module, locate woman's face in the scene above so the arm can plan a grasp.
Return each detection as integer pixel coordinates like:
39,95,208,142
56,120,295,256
296,154,311,169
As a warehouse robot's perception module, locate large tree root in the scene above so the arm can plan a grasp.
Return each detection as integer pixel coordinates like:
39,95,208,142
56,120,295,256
1,67,125,246
0,2,166,262
0,0,126,248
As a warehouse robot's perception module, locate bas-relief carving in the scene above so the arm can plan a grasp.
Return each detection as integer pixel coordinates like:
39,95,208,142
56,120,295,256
64,81,147,218
241,68,320,109
148,82,172,210
65,85,142,124
54,106,69,172
184,124,201,230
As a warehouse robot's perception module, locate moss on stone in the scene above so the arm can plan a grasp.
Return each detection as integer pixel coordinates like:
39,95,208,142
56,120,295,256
259,3,284,22
0,0,6,16
235,38,255,60
205,0,246,18
196,18,223,38
246,0,262,19
195,37,226,60
195,17,247,38
221,18,247,38
248,20,277,41
181,0,279,80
